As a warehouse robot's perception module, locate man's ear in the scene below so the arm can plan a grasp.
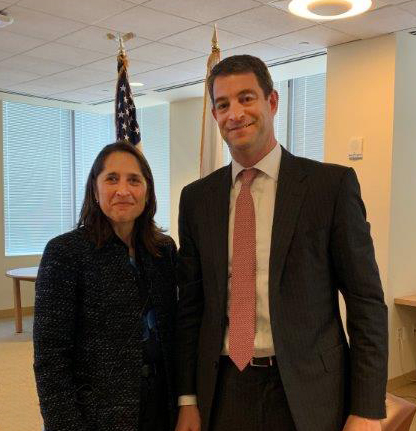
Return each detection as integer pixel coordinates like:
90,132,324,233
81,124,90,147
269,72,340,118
211,106,218,121
269,90,278,115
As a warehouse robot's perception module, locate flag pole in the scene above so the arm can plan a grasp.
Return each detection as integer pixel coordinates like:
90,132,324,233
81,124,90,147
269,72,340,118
118,33,125,54
199,25,223,178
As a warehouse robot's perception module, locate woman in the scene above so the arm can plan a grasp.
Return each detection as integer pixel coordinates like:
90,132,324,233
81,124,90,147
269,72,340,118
33,141,177,431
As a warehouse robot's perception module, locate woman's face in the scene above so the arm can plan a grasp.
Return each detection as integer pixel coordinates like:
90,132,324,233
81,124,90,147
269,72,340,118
95,151,147,231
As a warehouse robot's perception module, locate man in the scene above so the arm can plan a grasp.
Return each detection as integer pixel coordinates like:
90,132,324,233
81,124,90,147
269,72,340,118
175,55,388,431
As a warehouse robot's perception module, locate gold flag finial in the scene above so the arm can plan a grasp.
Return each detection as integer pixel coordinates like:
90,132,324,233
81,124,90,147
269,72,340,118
106,32,136,56
211,24,219,52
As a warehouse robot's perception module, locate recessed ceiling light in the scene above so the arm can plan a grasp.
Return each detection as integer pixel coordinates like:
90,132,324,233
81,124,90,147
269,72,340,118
130,82,144,87
0,11,14,28
288,0,372,21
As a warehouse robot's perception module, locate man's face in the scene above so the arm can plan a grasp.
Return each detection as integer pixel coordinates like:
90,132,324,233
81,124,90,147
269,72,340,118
211,72,278,161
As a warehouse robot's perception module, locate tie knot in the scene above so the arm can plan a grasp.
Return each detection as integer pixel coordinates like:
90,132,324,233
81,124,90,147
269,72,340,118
240,168,257,187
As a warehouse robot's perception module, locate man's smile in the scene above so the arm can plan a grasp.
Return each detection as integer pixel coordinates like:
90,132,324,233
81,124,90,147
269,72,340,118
228,121,256,132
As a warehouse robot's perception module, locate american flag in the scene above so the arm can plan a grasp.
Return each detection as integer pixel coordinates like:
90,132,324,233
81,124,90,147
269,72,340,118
115,51,141,147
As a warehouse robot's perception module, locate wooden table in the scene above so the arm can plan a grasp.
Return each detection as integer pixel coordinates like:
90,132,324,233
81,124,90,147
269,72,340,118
5,267,38,333
394,294,416,307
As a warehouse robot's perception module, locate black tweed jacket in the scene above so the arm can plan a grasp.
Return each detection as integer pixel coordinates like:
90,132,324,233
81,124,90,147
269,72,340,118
33,227,177,431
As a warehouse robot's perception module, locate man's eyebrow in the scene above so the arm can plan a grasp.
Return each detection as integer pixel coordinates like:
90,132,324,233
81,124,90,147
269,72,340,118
238,89,257,96
213,96,228,105
214,89,257,104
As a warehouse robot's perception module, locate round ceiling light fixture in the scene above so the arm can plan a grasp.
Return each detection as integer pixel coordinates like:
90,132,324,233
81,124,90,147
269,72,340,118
288,0,372,21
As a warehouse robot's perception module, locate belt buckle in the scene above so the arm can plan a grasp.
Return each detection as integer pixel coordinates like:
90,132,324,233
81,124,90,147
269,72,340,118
249,357,273,368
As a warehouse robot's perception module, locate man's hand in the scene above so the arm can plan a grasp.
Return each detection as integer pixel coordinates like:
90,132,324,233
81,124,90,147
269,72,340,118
175,405,201,431
342,415,382,431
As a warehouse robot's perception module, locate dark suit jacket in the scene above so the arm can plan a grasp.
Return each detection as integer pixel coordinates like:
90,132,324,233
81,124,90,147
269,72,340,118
34,227,178,431
176,147,388,431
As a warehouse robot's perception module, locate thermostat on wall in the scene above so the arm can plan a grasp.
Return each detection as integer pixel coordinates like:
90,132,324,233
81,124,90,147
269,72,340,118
348,137,363,160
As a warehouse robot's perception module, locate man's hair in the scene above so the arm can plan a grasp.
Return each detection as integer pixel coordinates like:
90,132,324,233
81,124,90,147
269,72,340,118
78,141,166,256
207,55,274,105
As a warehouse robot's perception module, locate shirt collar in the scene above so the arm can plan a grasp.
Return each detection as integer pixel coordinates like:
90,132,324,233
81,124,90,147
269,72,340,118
231,143,282,185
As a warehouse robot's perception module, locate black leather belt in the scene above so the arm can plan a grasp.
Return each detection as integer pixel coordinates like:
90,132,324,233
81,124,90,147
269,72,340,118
249,356,277,367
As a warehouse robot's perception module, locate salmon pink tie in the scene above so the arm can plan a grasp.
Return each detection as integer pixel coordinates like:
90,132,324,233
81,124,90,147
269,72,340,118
229,168,258,371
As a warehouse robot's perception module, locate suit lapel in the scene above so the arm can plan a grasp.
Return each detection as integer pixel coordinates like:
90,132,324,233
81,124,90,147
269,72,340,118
203,152,308,315
269,148,308,297
205,165,231,313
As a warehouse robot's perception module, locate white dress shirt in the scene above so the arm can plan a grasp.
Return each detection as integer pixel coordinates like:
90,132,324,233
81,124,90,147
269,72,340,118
178,144,282,406
222,143,281,357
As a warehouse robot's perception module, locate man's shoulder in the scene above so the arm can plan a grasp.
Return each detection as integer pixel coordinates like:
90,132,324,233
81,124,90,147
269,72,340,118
182,165,230,195
289,151,351,181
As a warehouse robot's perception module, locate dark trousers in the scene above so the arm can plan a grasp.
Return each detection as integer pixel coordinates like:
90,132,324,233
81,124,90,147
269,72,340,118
209,356,297,431
140,362,170,431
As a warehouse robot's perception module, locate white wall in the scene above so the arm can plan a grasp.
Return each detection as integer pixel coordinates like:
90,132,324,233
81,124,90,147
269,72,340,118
325,34,395,294
325,33,416,379
169,98,203,244
388,31,416,376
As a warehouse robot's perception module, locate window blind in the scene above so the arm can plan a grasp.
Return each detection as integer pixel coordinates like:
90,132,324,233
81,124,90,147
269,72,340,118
290,73,326,161
3,101,73,256
274,80,289,149
74,111,115,219
139,103,170,231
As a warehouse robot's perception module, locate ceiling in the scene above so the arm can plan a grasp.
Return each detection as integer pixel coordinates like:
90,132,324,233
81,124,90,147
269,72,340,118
0,0,416,106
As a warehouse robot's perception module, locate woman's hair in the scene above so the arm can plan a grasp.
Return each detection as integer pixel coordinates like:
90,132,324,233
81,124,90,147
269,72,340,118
78,141,166,256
